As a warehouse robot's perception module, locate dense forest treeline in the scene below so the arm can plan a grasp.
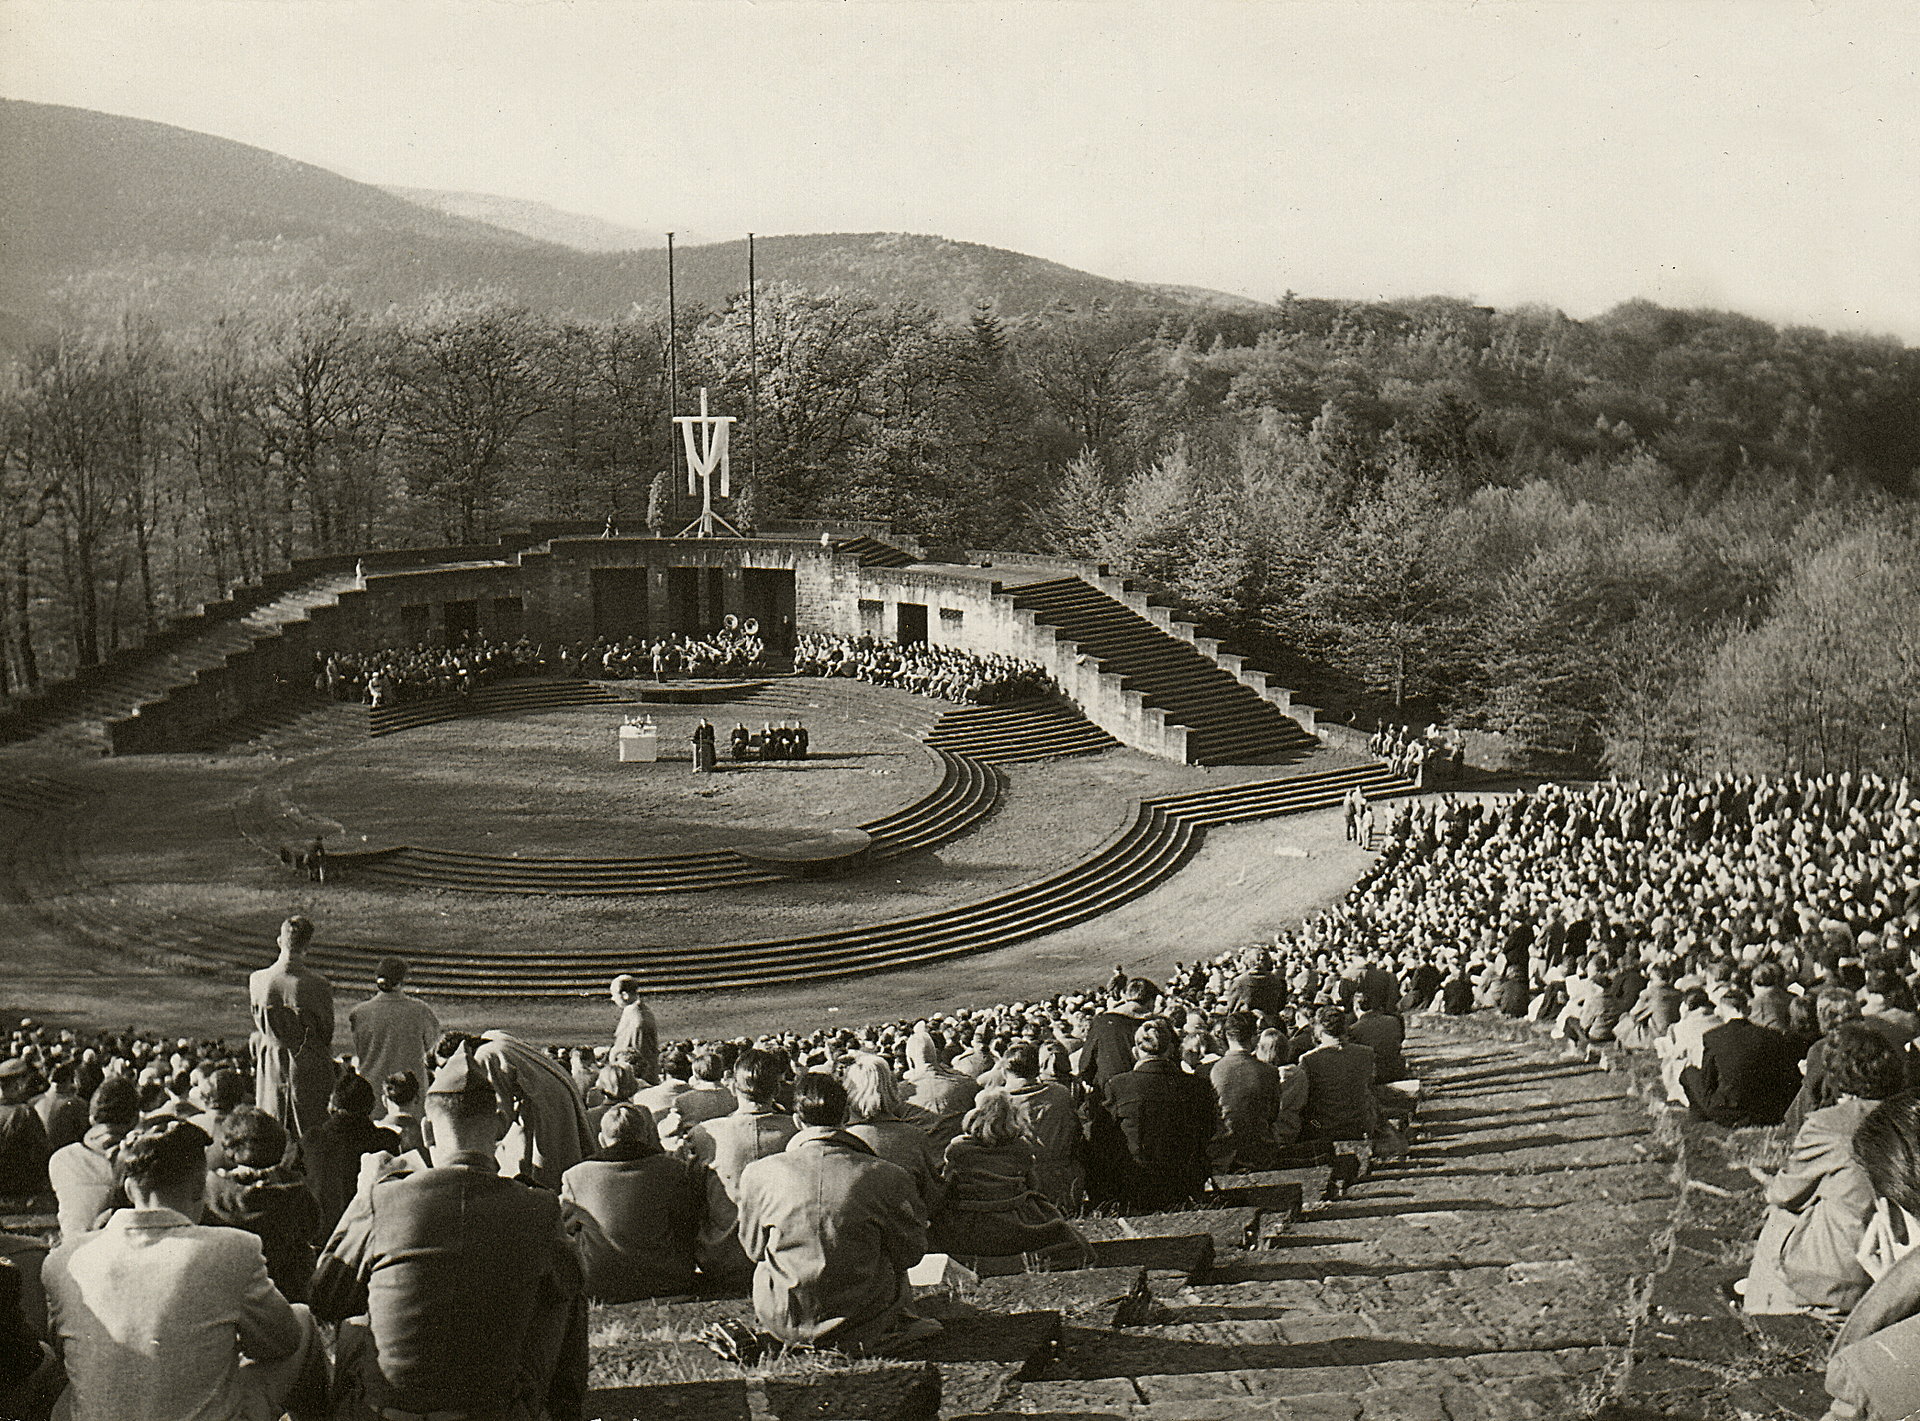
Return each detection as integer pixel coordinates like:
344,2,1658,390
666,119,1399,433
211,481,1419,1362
2,282,1917,779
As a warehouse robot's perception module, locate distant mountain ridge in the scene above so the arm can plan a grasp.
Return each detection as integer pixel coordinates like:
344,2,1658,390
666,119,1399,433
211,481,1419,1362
382,186,690,252
0,100,1269,342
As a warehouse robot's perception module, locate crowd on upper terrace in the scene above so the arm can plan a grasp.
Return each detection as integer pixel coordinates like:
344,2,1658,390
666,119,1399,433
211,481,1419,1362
5,765,1920,1418
793,634,1054,705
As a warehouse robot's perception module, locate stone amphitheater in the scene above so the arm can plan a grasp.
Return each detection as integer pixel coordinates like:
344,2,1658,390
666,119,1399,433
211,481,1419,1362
0,527,1822,1419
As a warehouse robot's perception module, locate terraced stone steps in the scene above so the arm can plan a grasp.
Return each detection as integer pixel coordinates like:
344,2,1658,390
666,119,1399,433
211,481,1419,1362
2,571,364,755
343,748,1005,895
367,678,636,736
570,1025,1667,1420
925,703,1120,763
1008,577,1317,765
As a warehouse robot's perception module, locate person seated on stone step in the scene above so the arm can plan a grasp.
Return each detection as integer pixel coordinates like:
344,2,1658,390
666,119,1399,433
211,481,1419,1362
311,1048,586,1421
1738,1024,1906,1315
658,1048,738,1149
1821,1090,1920,1421
203,1107,322,1306
735,1072,939,1356
1656,988,1719,1107
902,1026,979,1154
929,1088,1092,1269
1681,988,1802,1129
1350,988,1409,1086
560,1104,706,1303
48,1077,141,1241
842,1053,946,1219
1000,1042,1084,1211
46,1117,330,1421
298,1072,401,1247
1100,1018,1220,1212
1296,1006,1382,1146
0,1058,51,1201
680,1048,800,1292
1210,1011,1282,1172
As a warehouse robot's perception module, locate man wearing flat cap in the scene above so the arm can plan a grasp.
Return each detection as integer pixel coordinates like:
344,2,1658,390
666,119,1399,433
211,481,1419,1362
0,1057,51,1198
348,956,440,1106
312,1046,587,1421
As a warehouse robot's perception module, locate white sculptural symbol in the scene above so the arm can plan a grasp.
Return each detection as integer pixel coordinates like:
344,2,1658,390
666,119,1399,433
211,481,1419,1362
675,388,741,537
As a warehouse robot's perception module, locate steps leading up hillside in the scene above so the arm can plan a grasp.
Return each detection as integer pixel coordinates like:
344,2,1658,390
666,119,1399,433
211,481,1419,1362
2,571,363,755
1009,576,1316,765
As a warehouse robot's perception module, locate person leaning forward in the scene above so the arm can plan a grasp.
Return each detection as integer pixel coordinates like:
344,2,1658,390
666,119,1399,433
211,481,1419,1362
310,1045,588,1421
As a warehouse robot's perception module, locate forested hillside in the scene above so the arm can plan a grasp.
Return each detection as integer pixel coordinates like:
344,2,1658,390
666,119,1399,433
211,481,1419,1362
4,280,1916,781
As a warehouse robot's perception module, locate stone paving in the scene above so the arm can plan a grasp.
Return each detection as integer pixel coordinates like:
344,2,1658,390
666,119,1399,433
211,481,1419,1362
942,1025,1675,1421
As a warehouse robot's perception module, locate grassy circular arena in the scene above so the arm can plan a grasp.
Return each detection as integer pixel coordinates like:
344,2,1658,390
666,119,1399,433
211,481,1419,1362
280,703,937,858
0,677,1385,1042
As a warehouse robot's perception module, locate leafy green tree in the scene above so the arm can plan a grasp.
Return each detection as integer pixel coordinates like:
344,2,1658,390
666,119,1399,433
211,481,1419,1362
1307,450,1469,707
388,294,554,543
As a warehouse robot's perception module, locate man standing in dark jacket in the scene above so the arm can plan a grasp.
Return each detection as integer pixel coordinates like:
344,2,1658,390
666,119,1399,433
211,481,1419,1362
1681,990,1802,1128
1102,1020,1219,1210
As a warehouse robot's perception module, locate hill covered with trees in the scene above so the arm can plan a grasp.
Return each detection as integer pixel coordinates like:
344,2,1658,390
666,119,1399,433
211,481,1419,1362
0,101,1220,342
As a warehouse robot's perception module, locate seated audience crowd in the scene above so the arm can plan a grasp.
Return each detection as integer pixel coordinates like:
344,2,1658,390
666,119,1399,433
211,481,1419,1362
794,634,1053,705
3,767,1919,1419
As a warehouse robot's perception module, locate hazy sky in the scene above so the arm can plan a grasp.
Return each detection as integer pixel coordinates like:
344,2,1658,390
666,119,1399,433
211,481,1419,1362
3,0,1916,339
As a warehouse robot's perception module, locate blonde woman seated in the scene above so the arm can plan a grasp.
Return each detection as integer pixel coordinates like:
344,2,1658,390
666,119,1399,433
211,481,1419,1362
929,1090,1093,1270
1737,1024,1906,1315
842,1053,946,1217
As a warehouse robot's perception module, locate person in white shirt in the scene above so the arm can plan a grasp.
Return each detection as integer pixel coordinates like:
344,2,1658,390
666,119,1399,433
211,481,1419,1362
43,1117,326,1421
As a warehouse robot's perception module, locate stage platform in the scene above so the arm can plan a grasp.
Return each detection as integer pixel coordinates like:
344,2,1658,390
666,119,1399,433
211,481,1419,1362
629,678,772,704
734,828,875,879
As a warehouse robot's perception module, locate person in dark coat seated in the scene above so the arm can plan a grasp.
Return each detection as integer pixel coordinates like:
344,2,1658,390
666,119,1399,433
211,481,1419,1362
204,1107,322,1304
560,1105,705,1302
1681,989,1802,1128
300,1073,401,1243
1101,1019,1220,1211
1209,1011,1282,1171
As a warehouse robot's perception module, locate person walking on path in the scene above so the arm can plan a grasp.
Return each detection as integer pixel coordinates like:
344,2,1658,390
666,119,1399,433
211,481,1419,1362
249,916,335,1140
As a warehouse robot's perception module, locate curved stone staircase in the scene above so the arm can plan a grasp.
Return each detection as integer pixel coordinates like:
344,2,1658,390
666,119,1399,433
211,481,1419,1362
335,747,1004,896
8,754,1410,996
1009,576,1318,766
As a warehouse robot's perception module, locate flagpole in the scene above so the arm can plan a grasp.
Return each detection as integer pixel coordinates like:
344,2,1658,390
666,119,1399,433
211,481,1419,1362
667,231,680,529
748,233,759,517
